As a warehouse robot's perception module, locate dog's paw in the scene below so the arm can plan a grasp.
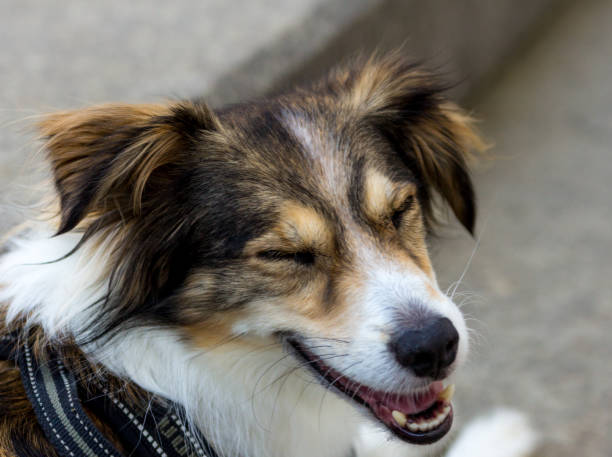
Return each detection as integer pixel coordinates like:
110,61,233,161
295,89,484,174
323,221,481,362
445,408,538,457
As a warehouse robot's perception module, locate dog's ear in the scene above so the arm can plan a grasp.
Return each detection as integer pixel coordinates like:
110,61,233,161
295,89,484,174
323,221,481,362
39,101,219,234
337,55,485,234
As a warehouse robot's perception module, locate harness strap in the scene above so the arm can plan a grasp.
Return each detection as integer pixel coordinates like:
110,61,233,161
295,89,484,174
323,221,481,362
19,340,123,457
0,331,219,457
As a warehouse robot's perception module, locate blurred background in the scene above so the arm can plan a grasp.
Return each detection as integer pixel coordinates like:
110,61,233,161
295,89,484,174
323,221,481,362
1,1,610,455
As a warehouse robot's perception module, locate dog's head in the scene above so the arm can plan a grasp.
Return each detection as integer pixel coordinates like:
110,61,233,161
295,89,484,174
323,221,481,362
40,55,483,445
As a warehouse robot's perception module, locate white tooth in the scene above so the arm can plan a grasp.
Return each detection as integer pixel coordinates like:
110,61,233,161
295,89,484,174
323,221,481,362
438,409,448,420
407,422,420,432
437,384,455,402
402,401,452,434
392,410,407,427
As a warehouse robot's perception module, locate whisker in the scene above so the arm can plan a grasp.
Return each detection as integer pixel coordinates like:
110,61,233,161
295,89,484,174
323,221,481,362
299,336,351,344
249,351,350,430
450,210,491,300
317,360,362,430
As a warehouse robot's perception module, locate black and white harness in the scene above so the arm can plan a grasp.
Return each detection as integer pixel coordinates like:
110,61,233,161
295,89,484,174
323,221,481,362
0,331,219,457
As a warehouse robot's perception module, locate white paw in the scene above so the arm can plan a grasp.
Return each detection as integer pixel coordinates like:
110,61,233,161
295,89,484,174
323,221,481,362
445,409,538,457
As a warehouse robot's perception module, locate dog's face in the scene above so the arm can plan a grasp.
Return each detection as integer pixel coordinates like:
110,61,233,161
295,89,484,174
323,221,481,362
40,57,482,445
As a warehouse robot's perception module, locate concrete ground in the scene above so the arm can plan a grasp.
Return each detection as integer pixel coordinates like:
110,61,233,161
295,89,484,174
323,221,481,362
0,0,365,231
0,0,557,232
433,1,612,455
1,1,611,456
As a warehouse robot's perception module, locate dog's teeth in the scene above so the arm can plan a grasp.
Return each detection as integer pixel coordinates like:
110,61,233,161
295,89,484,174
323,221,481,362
437,384,455,402
392,410,407,427
406,422,421,432
402,403,452,433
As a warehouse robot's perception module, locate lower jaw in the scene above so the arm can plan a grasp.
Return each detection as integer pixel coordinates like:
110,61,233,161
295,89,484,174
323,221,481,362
374,400,454,445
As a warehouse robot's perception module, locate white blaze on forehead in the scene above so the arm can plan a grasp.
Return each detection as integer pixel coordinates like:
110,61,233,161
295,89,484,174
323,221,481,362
281,111,388,256
281,111,349,206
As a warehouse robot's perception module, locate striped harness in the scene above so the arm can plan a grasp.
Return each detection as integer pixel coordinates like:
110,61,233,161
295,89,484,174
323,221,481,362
0,331,219,457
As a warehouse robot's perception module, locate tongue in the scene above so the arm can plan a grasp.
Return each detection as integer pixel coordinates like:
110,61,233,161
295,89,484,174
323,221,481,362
359,381,444,415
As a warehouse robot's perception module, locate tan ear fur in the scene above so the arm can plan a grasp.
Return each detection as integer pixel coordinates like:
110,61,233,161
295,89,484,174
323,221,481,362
407,102,486,233
337,53,487,233
340,53,434,116
38,101,217,234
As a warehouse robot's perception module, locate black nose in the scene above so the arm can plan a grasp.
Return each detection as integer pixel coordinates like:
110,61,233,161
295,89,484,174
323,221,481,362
390,316,459,379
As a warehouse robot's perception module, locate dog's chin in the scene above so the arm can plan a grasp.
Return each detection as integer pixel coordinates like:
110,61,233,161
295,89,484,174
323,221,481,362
286,338,454,445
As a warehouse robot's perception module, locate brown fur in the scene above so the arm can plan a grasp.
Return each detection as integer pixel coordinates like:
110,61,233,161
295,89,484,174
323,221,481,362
0,360,59,457
0,53,484,455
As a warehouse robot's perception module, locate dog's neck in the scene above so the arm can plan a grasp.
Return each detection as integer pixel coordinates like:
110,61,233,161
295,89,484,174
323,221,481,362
0,226,361,457
97,328,360,457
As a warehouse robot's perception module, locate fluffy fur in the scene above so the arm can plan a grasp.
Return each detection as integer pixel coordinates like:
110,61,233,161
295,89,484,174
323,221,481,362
0,54,535,457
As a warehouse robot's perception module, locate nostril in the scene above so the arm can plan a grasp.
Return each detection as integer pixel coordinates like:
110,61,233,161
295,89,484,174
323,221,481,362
390,316,460,379
444,334,459,366
413,351,431,367
446,337,458,359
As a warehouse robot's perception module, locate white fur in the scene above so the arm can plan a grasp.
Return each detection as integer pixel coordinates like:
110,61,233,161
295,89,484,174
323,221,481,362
445,409,539,457
355,422,448,457
96,327,364,457
0,228,360,457
328,244,470,394
0,226,108,338
0,226,537,457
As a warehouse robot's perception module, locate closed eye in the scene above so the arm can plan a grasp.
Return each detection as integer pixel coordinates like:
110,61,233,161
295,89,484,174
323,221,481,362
391,195,415,229
257,250,316,266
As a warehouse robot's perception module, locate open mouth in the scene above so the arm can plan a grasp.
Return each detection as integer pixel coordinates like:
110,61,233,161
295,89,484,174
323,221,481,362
287,339,454,445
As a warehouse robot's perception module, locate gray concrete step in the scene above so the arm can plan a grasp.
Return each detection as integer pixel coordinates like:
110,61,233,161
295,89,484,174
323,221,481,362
432,0,612,455
1,0,560,232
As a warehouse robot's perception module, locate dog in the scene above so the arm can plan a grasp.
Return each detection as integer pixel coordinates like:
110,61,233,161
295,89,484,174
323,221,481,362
0,54,537,457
